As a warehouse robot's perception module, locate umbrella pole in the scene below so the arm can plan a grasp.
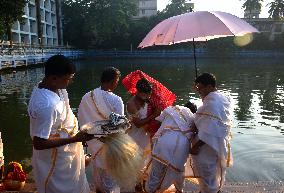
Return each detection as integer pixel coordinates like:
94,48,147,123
193,38,197,78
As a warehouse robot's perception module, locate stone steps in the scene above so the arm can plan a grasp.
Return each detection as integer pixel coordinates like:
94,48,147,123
2,181,284,192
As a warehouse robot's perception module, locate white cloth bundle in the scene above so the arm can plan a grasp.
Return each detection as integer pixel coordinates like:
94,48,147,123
81,114,144,188
81,113,131,138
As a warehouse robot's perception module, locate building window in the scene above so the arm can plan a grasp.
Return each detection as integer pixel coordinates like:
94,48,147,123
29,23,33,32
142,9,145,15
20,23,25,31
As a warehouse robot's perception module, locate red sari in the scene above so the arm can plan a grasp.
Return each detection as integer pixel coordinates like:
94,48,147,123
122,70,176,136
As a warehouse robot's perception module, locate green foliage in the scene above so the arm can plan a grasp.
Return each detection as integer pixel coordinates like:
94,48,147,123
0,0,28,40
162,0,193,18
241,0,263,12
128,12,169,48
206,37,238,54
62,0,93,48
63,0,138,49
268,0,284,19
62,0,284,51
206,33,284,52
62,0,193,49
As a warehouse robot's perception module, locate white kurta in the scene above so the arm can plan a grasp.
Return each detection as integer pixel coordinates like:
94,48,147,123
28,87,89,193
146,105,194,193
78,87,124,193
193,91,233,193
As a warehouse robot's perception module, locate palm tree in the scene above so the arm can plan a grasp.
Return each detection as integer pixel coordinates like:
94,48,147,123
242,0,263,18
268,0,284,19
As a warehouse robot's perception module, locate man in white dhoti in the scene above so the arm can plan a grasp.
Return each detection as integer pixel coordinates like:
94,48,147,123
191,73,233,193
28,55,93,193
144,103,195,193
78,67,123,193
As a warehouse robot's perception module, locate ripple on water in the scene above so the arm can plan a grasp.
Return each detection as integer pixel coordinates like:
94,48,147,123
227,134,284,182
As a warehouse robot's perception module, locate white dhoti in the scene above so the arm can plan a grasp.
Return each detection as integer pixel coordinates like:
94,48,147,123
191,144,225,193
28,88,89,193
32,143,89,193
193,91,233,193
145,106,194,193
78,87,124,193
127,103,151,152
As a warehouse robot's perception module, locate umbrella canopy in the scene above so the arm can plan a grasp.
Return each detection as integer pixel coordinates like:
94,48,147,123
138,11,259,77
138,11,259,48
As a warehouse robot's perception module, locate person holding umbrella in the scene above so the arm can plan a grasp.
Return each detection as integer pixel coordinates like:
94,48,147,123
191,73,233,193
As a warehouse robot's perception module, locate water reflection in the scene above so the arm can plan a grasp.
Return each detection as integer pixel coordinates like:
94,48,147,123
0,58,283,182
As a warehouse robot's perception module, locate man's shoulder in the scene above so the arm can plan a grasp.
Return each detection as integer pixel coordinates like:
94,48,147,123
29,96,57,117
82,90,92,99
29,89,56,109
206,91,228,101
108,92,123,103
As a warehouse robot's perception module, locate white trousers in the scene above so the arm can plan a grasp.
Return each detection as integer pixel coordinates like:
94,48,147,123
192,144,226,193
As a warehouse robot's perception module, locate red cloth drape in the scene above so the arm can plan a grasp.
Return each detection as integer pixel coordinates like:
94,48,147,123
122,70,176,136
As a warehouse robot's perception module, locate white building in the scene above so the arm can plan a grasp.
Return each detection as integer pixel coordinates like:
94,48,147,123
11,0,63,46
133,0,157,19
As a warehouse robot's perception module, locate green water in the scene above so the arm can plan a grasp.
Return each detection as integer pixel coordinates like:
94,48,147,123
0,57,284,182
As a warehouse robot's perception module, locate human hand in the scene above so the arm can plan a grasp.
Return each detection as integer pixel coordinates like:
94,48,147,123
85,154,92,167
131,117,140,123
73,131,95,142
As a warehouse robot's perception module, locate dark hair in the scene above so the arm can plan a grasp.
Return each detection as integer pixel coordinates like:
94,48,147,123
101,67,121,83
136,78,152,94
184,101,197,114
45,55,76,77
195,73,216,87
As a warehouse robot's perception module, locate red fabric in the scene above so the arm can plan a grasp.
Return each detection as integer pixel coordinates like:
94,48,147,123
122,70,176,136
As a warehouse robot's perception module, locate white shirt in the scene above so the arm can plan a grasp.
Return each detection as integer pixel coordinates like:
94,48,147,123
28,87,69,139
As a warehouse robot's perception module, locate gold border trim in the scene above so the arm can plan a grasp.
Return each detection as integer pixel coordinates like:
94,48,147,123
91,91,108,119
44,148,58,193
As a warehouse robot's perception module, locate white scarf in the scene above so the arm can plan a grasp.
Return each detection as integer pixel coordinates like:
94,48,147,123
194,91,233,167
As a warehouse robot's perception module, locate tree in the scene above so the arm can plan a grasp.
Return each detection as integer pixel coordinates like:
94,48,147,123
62,0,138,49
87,0,138,49
0,0,28,45
162,0,193,18
268,0,284,19
241,0,263,18
62,0,93,48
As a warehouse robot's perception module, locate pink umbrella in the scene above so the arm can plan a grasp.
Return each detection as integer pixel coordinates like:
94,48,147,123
138,11,259,77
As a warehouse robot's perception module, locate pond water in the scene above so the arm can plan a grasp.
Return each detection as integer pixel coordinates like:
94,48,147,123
0,57,283,182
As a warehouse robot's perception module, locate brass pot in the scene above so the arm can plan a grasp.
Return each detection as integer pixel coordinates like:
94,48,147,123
3,179,25,191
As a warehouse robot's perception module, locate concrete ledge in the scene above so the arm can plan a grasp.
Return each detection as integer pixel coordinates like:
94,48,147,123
2,181,283,193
